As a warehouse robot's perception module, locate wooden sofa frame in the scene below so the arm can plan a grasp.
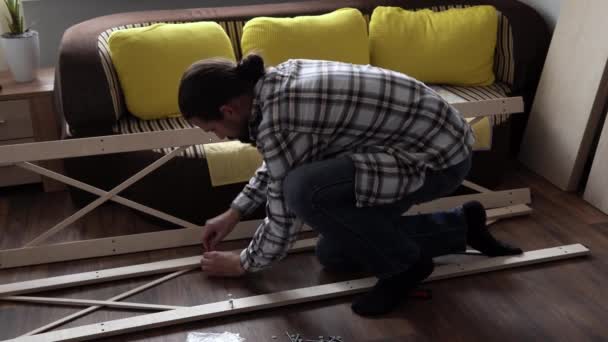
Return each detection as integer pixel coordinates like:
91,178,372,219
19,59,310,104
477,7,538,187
1,97,588,341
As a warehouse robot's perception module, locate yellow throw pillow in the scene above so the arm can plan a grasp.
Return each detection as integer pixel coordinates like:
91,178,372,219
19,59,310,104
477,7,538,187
241,8,369,67
108,22,236,120
203,141,263,186
468,117,492,150
369,6,497,86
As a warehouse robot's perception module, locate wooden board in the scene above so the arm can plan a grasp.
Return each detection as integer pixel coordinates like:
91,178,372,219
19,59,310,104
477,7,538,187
0,189,530,269
21,268,196,336
0,219,311,269
0,238,318,296
9,244,589,342
0,98,519,167
584,113,608,213
2,296,182,311
408,188,530,214
519,0,608,191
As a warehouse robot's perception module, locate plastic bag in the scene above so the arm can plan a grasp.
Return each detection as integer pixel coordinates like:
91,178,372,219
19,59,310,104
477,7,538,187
186,332,245,342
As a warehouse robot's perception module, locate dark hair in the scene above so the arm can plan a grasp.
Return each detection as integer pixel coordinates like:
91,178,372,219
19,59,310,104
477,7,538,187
178,53,265,121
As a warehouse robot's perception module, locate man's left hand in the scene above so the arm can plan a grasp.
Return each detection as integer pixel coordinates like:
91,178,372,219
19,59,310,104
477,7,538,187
201,250,246,277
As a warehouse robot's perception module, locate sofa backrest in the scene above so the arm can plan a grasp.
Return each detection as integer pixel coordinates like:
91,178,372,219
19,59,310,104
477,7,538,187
57,0,549,137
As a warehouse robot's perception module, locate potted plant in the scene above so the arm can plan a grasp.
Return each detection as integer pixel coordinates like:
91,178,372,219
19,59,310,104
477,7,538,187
0,0,39,82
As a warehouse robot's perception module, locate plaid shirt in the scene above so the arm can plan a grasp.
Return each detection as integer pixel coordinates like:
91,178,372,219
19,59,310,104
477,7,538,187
232,60,475,272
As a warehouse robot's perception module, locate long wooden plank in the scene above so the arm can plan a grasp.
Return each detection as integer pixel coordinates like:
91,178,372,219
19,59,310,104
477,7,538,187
0,129,207,165
584,111,608,214
22,268,196,336
519,0,608,191
11,244,589,342
0,238,318,296
2,296,182,311
407,188,530,214
24,146,187,247
0,189,528,269
0,219,312,269
485,204,532,221
17,162,200,229
452,97,524,118
462,180,492,193
0,205,531,296
0,98,522,167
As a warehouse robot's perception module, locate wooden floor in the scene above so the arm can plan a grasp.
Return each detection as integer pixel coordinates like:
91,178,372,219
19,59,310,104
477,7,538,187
0,161,607,341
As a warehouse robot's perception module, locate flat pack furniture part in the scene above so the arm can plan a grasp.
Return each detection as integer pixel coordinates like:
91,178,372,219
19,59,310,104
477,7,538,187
4,243,589,342
22,268,197,336
0,189,532,269
460,181,532,225
2,239,314,337
0,238,318,297
2,296,183,311
519,0,608,191
583,110,608,214
8,239,316,336
0,98,524,256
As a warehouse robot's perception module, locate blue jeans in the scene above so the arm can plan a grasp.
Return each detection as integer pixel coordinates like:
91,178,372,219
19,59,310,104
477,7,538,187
283,155,472,279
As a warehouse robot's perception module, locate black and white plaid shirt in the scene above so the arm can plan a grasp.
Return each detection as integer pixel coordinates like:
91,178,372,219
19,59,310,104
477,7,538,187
231,59,475,272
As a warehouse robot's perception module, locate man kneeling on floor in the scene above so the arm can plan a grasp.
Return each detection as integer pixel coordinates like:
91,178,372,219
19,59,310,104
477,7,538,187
178,54,523,316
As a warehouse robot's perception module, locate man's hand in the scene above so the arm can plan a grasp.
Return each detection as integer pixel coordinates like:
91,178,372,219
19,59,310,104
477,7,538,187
202,208,241,251
201,250,245,277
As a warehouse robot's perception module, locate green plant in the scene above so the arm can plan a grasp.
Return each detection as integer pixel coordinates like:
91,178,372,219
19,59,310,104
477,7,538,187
3,0,25,35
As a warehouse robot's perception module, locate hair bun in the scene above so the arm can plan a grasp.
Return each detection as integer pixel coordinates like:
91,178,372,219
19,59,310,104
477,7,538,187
236,53,265,83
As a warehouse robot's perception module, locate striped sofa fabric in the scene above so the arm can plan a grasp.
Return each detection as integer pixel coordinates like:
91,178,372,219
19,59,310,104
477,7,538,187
98,5,516,159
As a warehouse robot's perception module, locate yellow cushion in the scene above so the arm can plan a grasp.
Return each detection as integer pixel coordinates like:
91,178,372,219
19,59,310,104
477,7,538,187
241,8,369,67
468,117,492,150
203,141,263,187
369,6,497,86
108,22,236,120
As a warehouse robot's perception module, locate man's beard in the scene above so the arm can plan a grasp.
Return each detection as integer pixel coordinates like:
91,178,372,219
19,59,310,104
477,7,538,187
237,129,256,147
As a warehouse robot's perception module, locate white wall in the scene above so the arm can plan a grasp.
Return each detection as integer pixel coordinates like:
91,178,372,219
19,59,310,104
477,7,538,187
0,2,9,71
518,0,563,30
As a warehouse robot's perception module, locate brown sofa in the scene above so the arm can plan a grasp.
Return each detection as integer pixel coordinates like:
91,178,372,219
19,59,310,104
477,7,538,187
54,0,550,225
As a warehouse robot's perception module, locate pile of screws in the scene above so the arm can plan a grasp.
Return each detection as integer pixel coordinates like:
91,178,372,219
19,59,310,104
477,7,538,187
284,332,343,342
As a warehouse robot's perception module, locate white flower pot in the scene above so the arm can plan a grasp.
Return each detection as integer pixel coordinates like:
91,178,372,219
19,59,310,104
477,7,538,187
0,30,40,82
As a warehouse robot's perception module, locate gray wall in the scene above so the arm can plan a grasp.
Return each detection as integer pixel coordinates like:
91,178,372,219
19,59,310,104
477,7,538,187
10,0,307,68
517,0,563,30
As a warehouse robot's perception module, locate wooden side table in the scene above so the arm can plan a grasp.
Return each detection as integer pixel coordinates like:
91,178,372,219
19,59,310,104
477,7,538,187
0,68,65,192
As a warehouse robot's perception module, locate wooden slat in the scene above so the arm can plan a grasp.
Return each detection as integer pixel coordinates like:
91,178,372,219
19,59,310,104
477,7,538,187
0,220,313,269
519,0,608,191
17,162,200,229
21,268,196,336
10,244,589,342
462,180,492,193
452,97,524,118
2,296,182,311
485,204,532,221
0,189,528,269
24,146,187,247
407,188,530,214
0,97,522,167
0,238,318,296
0,129,207,165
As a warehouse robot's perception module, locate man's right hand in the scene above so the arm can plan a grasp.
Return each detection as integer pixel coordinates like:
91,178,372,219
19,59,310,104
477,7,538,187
201,208,242,251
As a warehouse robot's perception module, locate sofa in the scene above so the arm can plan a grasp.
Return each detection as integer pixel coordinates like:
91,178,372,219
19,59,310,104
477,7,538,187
53,0,550,225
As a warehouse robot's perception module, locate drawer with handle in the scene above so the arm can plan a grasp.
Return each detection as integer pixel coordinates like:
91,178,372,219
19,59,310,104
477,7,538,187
0,100,34,141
